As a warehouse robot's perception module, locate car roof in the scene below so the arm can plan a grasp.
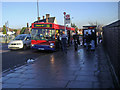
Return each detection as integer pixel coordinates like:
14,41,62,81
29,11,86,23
17,34,31,37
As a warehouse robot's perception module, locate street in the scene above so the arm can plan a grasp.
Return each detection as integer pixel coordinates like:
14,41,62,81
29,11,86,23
0,1,119,89
1,43,53,71
2,43,115,88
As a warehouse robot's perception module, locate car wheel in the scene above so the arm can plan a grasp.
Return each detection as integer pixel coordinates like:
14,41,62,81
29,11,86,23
23,44,27,50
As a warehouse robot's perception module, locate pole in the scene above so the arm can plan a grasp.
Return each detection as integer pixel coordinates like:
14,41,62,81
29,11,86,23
5,22,7,43
64,15,66,34
63,12,67,34
71,17,73,27
37,0,39,20
7,21,9,31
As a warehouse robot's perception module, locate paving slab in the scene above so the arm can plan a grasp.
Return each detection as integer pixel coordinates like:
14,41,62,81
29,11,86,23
2,83,22,88
93,81,114,88
2,45,115,88
66,81,93,88
3,78,27,84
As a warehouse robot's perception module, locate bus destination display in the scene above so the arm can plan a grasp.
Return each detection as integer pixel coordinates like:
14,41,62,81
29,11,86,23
34,24,52,28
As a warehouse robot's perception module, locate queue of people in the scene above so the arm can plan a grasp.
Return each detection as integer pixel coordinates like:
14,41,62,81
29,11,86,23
84,31,96,51
73,31,80,51
55,30,101,53
56,31,81,53
56,31,68,53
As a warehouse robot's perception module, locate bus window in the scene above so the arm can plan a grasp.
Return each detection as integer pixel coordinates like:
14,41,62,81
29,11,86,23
31,28,55,41
59,30,63,35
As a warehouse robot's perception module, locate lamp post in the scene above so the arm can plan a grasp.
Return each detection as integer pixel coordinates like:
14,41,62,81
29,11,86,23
37,0,40,20
71,17,74,27
63,12,67,34
5,22,8,43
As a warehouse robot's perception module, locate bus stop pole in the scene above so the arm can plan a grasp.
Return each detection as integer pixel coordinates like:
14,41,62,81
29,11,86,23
64,16,67,34
63,12,67,35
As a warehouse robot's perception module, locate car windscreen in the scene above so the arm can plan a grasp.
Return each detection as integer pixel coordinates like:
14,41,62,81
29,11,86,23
14,35,26,40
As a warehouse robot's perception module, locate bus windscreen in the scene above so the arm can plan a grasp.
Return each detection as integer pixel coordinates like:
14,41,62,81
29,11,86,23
31,29,55,41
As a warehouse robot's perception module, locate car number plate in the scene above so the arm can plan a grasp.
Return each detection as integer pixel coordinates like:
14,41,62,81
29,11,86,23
38,48,44,50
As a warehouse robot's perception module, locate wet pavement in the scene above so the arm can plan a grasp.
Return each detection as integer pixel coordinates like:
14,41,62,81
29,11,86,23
2,44,115,88
1,43,45,71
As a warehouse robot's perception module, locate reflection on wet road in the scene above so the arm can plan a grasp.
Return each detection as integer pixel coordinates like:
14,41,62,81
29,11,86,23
2,45,114,88
2,43,53,71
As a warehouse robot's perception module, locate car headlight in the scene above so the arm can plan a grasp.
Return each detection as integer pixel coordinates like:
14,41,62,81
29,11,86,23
31,44,34,46
17,43,21,45
50,43,54,46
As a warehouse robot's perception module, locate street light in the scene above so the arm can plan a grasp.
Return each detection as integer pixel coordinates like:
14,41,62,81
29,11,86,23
63,12,67,34
37,0,40,20
71,17,74,27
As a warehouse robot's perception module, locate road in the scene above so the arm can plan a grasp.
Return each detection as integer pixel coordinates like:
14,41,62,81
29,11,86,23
2,44,115,88
1,43,53,71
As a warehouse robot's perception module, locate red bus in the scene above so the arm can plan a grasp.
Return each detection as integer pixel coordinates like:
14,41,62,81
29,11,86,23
31,22,75,51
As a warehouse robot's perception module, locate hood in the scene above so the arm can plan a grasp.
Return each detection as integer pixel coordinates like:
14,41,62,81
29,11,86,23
9,40,23,44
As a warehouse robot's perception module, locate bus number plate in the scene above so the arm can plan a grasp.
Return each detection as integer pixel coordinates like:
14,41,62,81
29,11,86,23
38,48,44,50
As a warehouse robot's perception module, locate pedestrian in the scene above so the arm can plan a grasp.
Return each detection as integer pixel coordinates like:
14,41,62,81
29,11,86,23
99,35,102,43
73,31,80,51
56,33,61,51
61,31,68,53
91,31,96,51
85,32,91,51
67,31,71,46
99,37,102,43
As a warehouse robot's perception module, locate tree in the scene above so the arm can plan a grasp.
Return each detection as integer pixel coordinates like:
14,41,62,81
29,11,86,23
88,21,104,33
13,29,17,32
71,23,78,32
20,27,26,34
13,29,18,36
88,21,104,38
3,25,7,34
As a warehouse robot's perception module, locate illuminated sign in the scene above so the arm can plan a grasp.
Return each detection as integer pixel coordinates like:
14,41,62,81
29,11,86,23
83,26,96,29
34,24,52,28
88,27,96,29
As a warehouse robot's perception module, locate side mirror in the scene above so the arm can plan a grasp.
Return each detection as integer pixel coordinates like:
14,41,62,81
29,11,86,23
26,39,29,40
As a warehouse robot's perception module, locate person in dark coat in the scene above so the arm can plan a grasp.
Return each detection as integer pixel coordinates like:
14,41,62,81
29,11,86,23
73,31,80,51
91,31,96,51
61,31,68,53
85,32,91,50
56,33,61,51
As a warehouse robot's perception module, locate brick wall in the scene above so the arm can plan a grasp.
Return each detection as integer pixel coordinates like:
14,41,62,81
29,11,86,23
103,20,120,84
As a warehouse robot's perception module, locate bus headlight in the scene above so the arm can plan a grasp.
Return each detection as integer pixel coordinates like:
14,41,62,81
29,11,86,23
50,43,54,46
50,43,54,48
31,44,34,47
50,46,54,48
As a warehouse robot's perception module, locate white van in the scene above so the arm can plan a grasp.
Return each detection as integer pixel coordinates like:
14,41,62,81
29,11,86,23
8,34,31,50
